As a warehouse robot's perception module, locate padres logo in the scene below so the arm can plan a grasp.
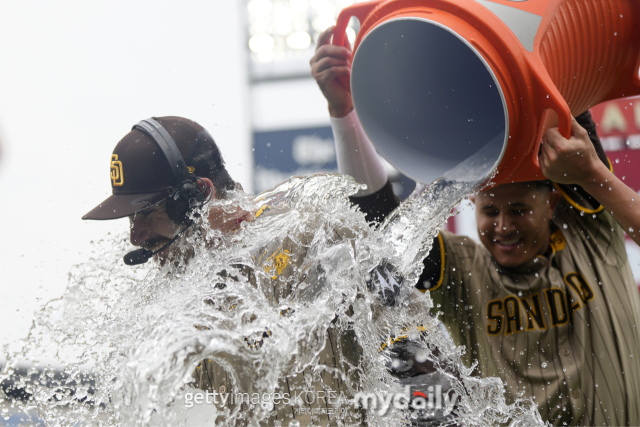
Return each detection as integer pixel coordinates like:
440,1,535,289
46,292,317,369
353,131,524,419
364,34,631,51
110,154,124,186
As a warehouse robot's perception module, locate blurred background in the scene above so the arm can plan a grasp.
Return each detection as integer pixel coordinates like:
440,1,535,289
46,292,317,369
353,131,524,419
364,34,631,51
0,2,639,423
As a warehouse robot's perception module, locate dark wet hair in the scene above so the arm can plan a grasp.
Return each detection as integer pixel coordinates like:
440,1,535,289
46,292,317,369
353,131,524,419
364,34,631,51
533,180,554,191
188,128,237,198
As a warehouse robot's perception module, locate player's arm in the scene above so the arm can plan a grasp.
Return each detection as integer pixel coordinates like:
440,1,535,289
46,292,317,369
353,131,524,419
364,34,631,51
311,27,443,286
540,115,640,246
311,26,388,198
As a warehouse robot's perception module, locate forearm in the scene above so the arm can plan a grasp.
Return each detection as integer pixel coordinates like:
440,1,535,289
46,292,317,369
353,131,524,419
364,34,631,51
331,110,388,196
579,163,640,245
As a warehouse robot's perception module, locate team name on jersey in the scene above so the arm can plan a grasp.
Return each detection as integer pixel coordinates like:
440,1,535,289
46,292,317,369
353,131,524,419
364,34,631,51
486,271,595,336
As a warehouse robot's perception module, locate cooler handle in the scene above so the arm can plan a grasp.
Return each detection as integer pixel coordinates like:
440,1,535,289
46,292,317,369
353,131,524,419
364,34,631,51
530,60,572,173
332,1,381,47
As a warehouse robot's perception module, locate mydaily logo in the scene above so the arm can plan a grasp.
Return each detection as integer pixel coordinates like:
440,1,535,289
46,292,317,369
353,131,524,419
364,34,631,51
354,385,458,416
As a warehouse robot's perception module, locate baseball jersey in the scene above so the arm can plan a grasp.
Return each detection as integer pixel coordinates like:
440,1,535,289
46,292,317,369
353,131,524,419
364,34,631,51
193,196,365,426
427,188,640,425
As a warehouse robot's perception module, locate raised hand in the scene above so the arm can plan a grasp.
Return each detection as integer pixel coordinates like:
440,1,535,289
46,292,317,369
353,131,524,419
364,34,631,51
310,26,354,118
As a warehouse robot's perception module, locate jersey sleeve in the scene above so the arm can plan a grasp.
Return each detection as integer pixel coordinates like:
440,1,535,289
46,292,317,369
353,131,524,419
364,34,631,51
554,186,628,266
552,110,610,214
424,231,481,348
553,110,624,260
330,109,389,196
349,179,400,223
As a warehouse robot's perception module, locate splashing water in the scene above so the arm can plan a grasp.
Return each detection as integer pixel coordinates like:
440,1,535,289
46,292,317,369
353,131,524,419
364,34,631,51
1,174,544,426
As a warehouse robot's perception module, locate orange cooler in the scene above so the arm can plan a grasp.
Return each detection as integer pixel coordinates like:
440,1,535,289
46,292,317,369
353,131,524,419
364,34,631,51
333,0,640,185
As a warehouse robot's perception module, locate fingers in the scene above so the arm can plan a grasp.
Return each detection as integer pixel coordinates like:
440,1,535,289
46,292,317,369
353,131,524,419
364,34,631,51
312,55,349,74
544,127,562,146
540,136,558,162
570,115,589,139
310,44,351,73
539,139,559,180
314,66,351,86
316,26,335,51
312,43,351,61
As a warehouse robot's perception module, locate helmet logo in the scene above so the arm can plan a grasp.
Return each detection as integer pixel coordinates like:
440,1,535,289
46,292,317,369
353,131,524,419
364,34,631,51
187,166,195,174
110,154,124,186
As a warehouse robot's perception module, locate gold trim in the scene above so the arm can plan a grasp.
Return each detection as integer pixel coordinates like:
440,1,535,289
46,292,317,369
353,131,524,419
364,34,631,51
378,325,427,352
110,154,124,186
544,287,569,327
486,299,504,336
553,183,604,214
552,158,612,215
520,293,547,331
503,296,523,336
564,271,595,304
254,205,269,219
425,232,446,293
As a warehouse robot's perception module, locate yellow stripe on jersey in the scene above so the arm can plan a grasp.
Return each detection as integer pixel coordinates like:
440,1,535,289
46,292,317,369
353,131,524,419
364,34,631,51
552,158,613,215
378,325,428,352
254,204,270,219
423,232,446,293
554,183,605,214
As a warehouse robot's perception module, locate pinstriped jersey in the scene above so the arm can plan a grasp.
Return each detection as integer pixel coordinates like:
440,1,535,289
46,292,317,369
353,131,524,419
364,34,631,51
428,192,640,425
193,201,364,426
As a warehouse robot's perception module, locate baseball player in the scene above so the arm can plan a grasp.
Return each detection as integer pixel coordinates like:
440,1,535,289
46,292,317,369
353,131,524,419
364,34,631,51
82,116,373,426
311,26,640,425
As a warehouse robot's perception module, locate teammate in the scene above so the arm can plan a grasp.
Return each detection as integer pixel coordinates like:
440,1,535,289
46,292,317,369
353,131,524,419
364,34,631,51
82,116,367,426
311,26,640,425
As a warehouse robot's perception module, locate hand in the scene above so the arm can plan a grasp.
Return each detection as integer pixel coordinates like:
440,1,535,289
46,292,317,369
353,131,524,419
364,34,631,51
539,116,607,185
310,26,354,118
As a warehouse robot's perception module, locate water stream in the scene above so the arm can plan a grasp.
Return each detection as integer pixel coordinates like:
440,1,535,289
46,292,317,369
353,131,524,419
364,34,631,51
1,173,545,427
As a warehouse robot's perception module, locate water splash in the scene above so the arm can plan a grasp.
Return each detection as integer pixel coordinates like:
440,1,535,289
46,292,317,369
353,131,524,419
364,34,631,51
1,174,544,426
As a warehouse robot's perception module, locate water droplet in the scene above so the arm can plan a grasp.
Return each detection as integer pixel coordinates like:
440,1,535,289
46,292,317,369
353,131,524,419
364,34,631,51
614,32,618,36
563,224,568,229
629,227,634,232
415,350,428,363
541,362,548,368
616,158,620,163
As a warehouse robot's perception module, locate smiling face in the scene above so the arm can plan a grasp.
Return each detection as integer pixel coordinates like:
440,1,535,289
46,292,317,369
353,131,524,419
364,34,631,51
474,182,561,269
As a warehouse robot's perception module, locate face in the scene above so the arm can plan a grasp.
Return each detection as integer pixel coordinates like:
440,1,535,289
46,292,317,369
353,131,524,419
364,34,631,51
129,201,182,260
474,182,560,269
